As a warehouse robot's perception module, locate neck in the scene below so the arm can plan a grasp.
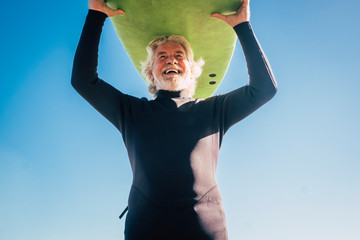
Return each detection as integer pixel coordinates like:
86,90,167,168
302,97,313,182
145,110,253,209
157,89,190,98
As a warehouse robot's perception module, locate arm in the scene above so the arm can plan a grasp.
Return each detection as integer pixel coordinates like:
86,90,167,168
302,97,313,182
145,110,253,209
211,0,277,132
72,0,124,89
71,2,141,133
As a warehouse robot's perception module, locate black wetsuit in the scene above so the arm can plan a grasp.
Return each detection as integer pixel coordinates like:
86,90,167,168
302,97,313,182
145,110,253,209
72,10,277,240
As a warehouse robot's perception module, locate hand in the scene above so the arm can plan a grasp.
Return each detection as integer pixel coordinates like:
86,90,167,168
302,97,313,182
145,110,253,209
89,0,124,17
211,0,250,27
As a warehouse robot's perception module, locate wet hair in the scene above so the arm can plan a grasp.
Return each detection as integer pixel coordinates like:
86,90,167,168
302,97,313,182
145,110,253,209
141,35,205,98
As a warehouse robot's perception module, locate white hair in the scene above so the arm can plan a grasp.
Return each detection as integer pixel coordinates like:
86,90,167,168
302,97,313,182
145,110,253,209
141,35,205,98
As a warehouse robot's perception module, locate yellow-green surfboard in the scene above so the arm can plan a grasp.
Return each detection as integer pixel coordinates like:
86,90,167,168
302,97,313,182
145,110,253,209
107,0,242,99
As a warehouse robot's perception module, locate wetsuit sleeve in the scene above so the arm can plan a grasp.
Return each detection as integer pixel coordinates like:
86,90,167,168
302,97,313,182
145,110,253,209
71,10,144,134
217,22,278,133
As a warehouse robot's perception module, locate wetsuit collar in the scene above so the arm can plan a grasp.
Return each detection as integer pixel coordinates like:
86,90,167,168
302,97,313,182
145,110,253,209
157,89,188,99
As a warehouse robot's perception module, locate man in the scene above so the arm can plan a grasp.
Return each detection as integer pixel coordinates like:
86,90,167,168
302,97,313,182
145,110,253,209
141,35,205,98
71,0,277,239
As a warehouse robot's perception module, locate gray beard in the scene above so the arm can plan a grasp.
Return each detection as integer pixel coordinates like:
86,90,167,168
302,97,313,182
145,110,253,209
154,75,188,91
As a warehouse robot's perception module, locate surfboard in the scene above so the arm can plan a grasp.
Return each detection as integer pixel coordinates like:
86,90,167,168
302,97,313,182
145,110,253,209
106,0,242,99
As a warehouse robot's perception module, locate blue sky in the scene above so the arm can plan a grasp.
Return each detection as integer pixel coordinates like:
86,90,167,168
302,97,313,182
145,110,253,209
1,0,360,239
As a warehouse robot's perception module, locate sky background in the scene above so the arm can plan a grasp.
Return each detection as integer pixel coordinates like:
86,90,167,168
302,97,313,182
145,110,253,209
1,0,360,239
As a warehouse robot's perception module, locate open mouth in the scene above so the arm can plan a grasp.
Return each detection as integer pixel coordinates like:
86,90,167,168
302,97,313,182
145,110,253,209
163,69,180,75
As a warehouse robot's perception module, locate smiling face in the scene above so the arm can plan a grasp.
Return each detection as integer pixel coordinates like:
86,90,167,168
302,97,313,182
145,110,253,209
150,41,193,92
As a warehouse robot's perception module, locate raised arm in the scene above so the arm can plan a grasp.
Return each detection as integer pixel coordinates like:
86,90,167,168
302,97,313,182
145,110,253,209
71,1,139,132
72,0,124,90
211,0,277,132
72,0,124,87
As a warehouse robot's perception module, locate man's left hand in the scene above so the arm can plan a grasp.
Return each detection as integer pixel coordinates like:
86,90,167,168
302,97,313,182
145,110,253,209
211,0,250,27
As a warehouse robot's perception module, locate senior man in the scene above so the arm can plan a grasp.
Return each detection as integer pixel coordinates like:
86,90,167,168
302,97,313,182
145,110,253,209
71,0,277,239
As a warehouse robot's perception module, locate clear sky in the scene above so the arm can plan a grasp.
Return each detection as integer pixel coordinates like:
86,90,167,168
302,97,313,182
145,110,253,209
1,0,360,239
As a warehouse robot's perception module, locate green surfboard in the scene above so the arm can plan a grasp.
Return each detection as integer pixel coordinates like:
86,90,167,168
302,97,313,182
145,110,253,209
107,0,242,99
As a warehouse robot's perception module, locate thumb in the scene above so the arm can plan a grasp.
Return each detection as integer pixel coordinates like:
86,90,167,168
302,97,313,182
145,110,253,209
106,7,125,17
112,8,125,16
210,13,227,21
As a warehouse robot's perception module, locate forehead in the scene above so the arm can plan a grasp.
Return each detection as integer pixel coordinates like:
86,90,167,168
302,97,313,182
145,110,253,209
155,41,185,54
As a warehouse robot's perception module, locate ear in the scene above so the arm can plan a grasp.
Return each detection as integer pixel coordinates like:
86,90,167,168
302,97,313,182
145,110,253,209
190,67,195,80
149,70,154,82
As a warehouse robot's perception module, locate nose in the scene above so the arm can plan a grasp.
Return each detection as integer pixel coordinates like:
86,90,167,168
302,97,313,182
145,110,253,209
166,56,178,64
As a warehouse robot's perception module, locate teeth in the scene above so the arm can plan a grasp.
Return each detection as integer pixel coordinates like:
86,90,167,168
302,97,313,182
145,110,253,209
165,69,179,74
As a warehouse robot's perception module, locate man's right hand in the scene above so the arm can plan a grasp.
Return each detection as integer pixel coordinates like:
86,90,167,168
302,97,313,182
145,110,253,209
89,0,124,17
